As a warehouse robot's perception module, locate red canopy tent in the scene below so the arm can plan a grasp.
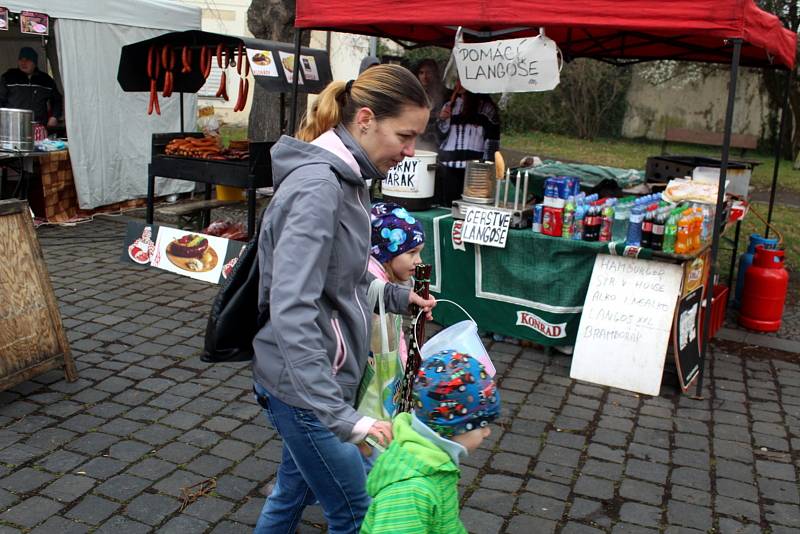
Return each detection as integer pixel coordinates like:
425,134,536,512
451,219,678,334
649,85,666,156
289,0,797,396
296,0,796,69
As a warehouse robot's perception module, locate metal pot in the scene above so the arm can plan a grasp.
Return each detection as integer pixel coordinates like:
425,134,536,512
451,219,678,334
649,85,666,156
382,150,438,210
0,108,34,151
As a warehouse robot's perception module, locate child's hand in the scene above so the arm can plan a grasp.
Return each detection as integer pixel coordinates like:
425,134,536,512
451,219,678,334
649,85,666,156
409,293,436,320
367,420,393,446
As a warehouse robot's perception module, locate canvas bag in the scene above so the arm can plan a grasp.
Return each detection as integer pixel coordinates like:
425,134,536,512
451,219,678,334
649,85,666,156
355,278,403,420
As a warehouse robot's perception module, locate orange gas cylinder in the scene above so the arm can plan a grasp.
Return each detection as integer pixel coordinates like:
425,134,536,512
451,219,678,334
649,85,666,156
739,246,789,332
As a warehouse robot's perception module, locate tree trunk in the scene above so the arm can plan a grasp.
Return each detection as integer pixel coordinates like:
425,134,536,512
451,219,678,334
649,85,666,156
247,0,310,141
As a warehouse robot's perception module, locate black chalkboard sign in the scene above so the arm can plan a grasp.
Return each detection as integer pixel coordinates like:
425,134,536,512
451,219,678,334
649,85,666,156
673,286,703,391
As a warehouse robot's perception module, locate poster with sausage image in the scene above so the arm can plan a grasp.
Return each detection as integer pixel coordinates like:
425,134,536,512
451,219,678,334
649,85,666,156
151,227,229,284
121,222,244,284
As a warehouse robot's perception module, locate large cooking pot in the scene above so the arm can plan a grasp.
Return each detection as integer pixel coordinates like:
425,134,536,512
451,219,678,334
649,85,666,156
381,150,437,210
0,108,34,151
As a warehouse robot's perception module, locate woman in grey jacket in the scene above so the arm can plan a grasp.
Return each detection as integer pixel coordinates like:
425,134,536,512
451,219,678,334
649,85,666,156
252,65,435,534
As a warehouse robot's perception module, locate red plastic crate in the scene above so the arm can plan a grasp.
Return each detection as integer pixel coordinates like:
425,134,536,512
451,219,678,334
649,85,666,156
699,284,729,341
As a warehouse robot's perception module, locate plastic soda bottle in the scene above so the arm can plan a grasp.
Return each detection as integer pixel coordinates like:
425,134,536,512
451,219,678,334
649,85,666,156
584,201,602,241
612,200,629,242
562,196,576,239
662,211,678,253
599,199,615,242
572,204,586,240
650,206,667,251
692,207,704,251
675,215,690,254
626,206,644,247
640,205,656,248
700,205,711,243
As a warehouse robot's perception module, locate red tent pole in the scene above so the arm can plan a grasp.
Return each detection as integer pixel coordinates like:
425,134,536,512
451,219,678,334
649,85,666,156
695,38,742,398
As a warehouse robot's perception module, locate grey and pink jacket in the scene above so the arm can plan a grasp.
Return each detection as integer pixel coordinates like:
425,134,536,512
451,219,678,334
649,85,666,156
253,125,411,442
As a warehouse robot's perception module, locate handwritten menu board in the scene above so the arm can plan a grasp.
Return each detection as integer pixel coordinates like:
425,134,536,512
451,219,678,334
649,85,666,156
570,255,683,396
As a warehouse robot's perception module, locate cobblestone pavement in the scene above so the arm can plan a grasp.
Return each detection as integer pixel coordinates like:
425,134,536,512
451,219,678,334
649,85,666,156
1,217,799,533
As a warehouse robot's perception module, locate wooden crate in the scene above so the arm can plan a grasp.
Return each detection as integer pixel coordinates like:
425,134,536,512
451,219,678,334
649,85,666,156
0,199,76,390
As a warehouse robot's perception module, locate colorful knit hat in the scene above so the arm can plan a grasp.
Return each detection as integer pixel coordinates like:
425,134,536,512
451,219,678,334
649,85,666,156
370,202,425,264
413,350,500,438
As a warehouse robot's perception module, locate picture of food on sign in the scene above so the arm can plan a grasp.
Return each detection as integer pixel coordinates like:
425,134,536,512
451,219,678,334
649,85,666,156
252,52,271,66
20,12,48,35
128,226,156,264
277,51,302,84
166,234,219,272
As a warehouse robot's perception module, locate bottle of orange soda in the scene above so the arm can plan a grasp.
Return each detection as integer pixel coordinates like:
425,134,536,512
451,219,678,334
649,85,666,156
675,215,690,254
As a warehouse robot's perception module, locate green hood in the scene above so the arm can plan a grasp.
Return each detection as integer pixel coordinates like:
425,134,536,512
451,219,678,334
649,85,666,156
366,413,459,498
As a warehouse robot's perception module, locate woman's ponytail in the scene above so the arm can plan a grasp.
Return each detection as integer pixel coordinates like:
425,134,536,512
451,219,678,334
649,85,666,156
295,65,429,142
296,81,347,141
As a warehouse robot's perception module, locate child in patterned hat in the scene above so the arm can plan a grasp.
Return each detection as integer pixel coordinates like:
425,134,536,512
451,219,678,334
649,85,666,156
360,350,500,533
368,202,426,368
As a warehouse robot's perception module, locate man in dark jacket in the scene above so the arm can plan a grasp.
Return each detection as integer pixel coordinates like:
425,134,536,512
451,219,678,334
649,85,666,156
0,47,62,126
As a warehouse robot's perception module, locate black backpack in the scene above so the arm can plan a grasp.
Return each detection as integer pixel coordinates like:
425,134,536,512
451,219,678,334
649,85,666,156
202,168,342,363
201,209,269,362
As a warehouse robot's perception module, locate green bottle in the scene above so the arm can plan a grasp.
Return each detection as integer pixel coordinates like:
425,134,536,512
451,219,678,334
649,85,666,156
561,196,576,238
662,210,679,253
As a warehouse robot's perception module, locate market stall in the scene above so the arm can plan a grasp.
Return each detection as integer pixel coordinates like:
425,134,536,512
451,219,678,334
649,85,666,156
0,1,202,214
292,0,796,395
117,30,332,238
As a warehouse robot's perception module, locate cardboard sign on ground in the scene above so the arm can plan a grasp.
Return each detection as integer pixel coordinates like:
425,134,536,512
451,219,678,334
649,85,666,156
570,255,683,396
674,286,703,391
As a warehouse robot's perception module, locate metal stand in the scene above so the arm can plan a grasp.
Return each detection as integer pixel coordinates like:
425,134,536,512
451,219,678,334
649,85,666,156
695,39,742,398
765,69,793,239
280,93,286,135
727,219,742,285
288,30,303,136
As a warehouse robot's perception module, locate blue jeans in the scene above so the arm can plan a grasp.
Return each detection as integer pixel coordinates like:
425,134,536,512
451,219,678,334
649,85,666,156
253,383,374,534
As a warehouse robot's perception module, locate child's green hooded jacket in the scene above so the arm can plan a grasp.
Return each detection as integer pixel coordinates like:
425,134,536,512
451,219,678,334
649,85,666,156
360,412,467,533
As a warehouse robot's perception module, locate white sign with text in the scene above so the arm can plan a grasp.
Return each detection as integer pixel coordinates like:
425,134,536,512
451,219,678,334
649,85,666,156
454,34,560,94
570,255,683,396
461,206,512,248
383,158,420,193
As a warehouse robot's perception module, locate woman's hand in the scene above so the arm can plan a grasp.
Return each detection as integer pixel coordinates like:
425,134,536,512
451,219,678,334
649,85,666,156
409,292,436,320
438,104,451,120
367,420,393,447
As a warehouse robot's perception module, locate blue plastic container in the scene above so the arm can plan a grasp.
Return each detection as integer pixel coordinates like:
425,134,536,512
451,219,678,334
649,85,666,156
734,234,778,308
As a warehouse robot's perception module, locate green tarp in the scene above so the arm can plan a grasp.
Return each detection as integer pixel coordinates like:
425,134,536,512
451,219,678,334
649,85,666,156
518,160,646,198
417,209,610,346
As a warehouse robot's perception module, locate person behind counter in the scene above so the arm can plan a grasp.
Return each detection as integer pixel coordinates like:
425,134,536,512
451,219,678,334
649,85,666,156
414,58,446,151
0,47,63,128
436,79,500,206
251,64,435,534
